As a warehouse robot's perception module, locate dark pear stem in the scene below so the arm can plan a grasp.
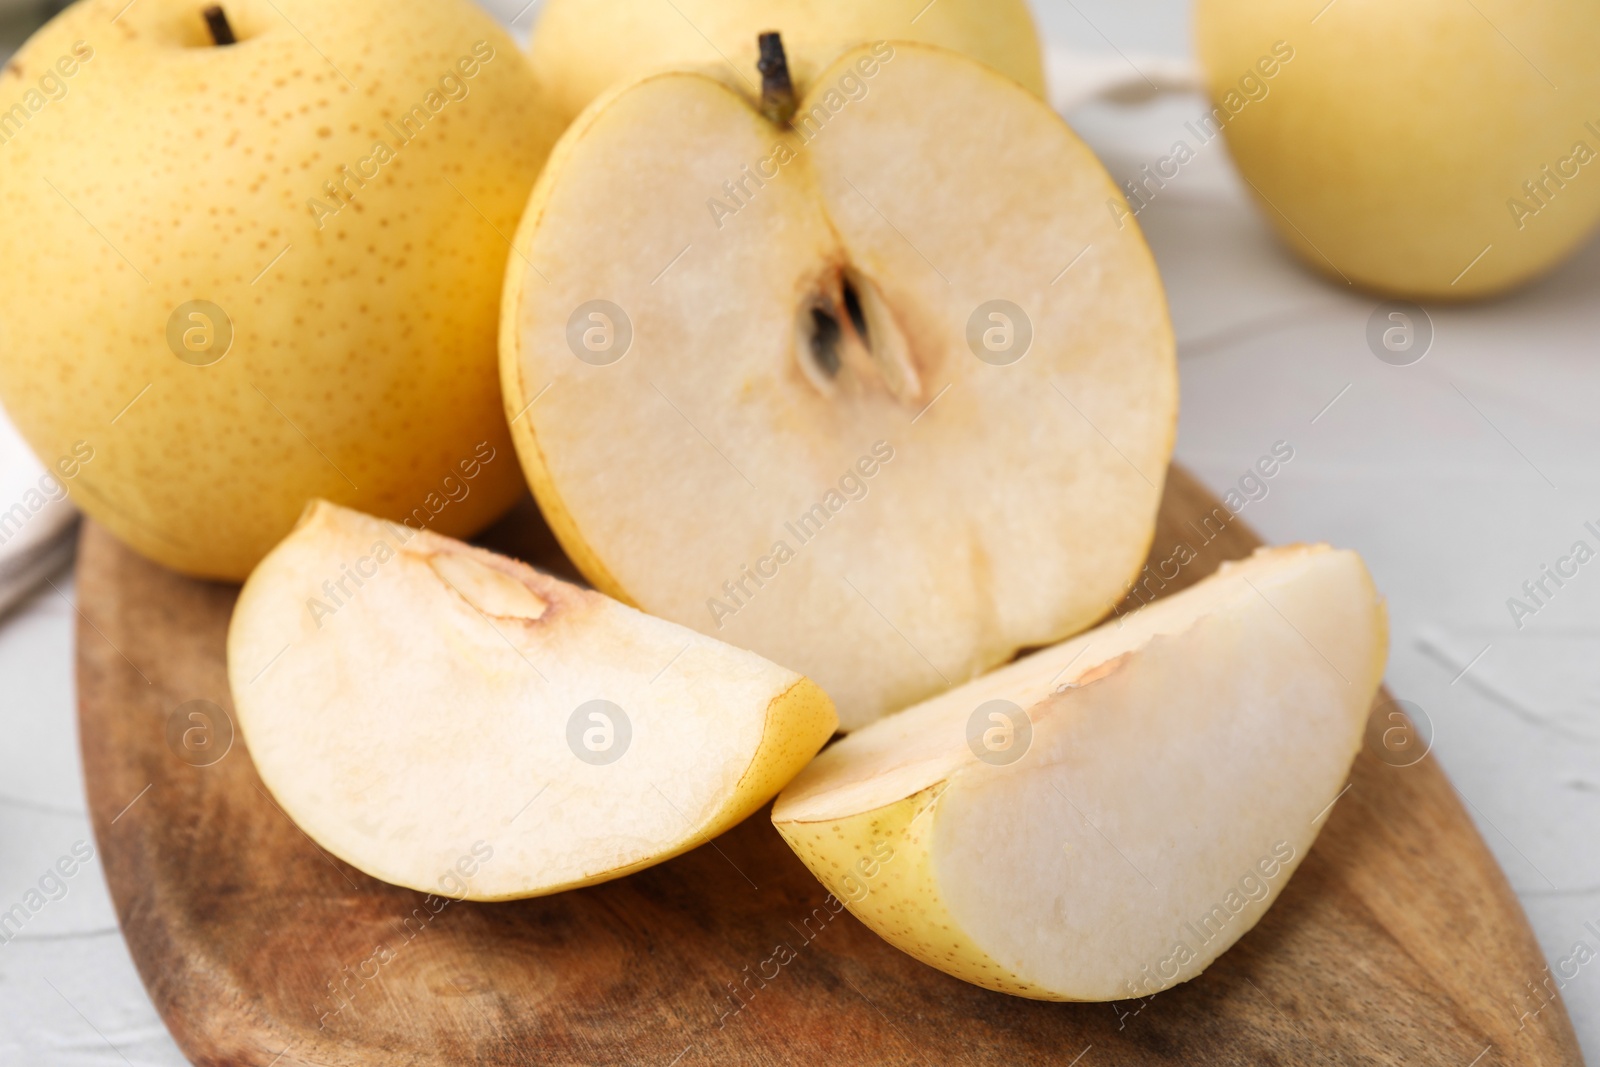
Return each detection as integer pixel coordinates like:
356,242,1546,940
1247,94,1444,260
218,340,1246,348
757,32,796,126
203,5,237,46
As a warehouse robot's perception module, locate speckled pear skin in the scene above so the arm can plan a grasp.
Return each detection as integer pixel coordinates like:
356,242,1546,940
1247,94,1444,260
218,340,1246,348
0,0,558,579
773,788,1049,998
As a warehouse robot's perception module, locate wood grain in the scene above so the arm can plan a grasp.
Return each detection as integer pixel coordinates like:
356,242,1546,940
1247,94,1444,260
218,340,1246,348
77,467,1584,1066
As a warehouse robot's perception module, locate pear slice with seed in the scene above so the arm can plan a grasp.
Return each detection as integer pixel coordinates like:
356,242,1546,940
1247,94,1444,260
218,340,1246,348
227,501,836,900
501,40,1178,731
772,544,1388,1000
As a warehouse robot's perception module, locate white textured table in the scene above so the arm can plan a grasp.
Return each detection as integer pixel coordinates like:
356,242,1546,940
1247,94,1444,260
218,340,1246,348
2,2,1596,1063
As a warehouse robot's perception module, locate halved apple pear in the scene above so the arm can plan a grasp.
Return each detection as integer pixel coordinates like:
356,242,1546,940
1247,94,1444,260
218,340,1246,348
501,40,1178,730
227,502,836,900
772,545,1388,1000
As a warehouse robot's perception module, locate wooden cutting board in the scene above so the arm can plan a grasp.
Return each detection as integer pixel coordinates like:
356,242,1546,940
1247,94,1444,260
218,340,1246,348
77,466,1584,1067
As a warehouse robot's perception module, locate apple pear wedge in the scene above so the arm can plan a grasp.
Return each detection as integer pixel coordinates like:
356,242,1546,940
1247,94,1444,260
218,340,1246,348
227,502,836,900
501,40,1178,731
772,544,1388,1001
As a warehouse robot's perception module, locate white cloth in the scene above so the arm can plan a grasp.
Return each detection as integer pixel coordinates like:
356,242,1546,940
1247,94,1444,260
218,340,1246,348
1047,45,1202,112
0,404,77,618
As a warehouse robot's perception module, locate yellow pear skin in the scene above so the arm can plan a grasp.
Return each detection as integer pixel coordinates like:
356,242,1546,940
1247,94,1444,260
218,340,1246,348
0,0,560,578
1196,0,1600,298
528,0,1046,128
775,789,1053,997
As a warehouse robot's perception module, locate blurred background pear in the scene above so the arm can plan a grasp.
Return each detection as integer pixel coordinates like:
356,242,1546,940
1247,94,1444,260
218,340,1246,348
527,0,1046,125
1196,0,1600,298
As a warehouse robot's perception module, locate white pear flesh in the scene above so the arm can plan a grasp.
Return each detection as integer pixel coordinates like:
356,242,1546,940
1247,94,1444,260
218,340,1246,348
772,545,1388,1000
502,43,1177,731
227,502,837,901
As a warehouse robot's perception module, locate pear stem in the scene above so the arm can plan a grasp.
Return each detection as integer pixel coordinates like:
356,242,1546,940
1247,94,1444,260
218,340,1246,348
203,5,237,46
757,32,796,126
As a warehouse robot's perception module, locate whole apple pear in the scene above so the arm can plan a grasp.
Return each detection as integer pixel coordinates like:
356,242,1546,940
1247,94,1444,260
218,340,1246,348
528,0,1046,128
1196,0,1600,298
0,0,558,578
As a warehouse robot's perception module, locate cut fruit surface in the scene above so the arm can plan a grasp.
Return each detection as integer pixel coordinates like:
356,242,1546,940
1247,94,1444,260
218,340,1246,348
227,502,836,900
502,42,1177,730
773,544,1388,1000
